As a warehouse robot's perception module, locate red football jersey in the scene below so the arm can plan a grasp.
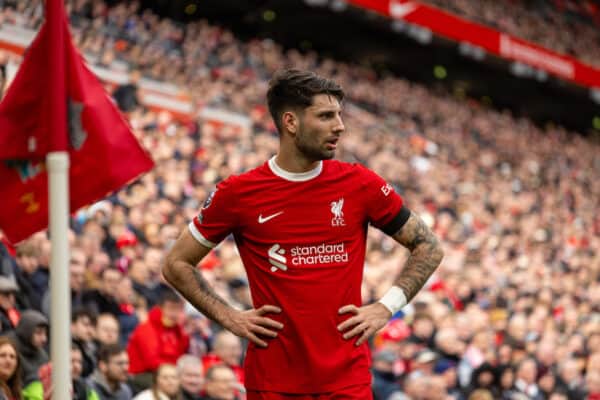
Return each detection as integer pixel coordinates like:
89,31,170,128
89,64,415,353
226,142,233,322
189,158,404,393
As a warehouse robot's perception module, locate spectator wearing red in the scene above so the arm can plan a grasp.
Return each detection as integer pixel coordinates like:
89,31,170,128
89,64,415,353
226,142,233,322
127,289,189,389
201,331,243,385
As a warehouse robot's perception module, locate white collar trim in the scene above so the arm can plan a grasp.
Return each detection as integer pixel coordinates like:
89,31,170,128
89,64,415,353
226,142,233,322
268,156,322,182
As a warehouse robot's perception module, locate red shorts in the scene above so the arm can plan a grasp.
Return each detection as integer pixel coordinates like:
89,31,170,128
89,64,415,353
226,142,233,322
246,384,373,400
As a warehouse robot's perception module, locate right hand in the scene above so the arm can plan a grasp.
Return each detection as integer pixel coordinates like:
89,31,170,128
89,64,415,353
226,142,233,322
223,305,284,347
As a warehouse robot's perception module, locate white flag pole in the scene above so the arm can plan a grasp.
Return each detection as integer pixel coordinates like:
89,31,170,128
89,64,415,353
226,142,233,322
47,151,71,400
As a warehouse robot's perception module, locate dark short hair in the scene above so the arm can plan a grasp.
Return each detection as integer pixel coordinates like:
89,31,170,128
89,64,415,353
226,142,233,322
159,287,183,305
267,69,344,132
71,308,97,325
97,343,125,363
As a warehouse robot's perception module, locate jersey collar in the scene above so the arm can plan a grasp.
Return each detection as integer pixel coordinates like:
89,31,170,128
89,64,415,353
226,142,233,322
268,156,323,182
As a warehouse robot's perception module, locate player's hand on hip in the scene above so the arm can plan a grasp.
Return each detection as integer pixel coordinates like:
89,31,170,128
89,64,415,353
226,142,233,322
337,303,392,346
224,305,283,348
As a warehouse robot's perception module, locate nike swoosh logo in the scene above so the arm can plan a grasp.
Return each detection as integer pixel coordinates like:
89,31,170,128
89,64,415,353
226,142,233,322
390,2,417,18
258,211,284,224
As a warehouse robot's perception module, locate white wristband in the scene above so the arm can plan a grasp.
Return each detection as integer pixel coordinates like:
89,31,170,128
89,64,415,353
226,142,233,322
378,286,408,315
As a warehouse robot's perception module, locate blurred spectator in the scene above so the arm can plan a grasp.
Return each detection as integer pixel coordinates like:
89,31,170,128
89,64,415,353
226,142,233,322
83,268,122,317
0,277,19,334
13,242,42,311
6,310,48,384
176,355,203,400
95,314,121,348
200,365,239,400
509,358,543,400
22,343,100,400
587,371,600,400
183,306,212,359
407,313,435,348
412,349,438,376
0,336,22,400
88,344,132,400
72,343,101,400
463,362,498,398
72,308,98,378
132,364,181,400
201,332,242,385
434,358,459,399
112,70,141,113
467,389,493,400
555,357,586,399
127,290,188,389
371,350,401,400
114,277,139,346
128,260,160,309
41,248,87,317
421,0,600,67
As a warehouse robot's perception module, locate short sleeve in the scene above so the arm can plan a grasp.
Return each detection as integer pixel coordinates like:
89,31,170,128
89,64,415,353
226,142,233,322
188,177,239,248
358,165,407,234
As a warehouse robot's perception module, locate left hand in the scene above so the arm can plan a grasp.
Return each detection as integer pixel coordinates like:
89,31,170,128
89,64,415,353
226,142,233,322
337,302,392,346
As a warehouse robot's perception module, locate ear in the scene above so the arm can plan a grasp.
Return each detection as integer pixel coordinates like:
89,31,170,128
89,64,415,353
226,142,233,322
282,111,299,135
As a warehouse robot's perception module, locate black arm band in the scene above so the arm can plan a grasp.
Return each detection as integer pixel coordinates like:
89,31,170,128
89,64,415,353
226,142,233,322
381,205,411,236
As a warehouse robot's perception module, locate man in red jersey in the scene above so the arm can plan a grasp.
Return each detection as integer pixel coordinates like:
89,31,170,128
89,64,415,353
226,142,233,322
163,69,444,399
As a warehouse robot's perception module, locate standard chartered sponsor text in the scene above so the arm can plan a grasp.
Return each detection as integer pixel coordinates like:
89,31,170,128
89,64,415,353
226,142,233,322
290,243,349,265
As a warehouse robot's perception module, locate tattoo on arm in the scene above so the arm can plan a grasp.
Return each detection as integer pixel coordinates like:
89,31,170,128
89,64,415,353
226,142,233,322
191,265,228,306
392,212,444,302
167,259,230,324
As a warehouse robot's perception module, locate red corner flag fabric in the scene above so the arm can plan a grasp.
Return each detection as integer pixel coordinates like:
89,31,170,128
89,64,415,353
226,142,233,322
0,0,154,243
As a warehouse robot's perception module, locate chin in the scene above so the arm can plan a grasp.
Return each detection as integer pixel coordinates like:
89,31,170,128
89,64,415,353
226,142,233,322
321,150,336,160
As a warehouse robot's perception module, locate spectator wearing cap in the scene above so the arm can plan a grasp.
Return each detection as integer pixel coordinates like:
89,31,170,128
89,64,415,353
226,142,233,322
0,276,19,334
127,289,189,390
371,350,402,400
413,349,438,375
6,310,48,384
114,231,138,274
83,268,123,317
434,358,460,399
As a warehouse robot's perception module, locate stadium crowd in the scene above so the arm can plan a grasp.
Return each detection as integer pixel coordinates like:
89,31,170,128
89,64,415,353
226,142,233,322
421,0,600,68
0,0,599,399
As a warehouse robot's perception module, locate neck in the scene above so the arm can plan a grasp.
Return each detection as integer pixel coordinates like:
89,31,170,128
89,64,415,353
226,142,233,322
274,151,319,173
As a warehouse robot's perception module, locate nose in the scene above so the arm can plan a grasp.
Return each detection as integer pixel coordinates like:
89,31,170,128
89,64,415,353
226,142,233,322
332,114,345,134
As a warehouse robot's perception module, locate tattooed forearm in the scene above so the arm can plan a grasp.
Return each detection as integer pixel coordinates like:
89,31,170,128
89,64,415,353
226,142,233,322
392,212,444,301
165,259,230,324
